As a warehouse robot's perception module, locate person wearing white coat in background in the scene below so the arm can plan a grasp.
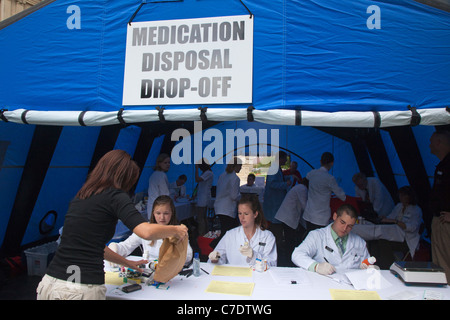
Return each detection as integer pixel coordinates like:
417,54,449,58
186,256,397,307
292,204,370,275
208,194,277,267
109,195,193,267
302,152,346,234
210,157,242,248
381,186,423,258
368,186,423,269
352,172,394,218
274,182,308,266
147,153,171,219
194,159,214,236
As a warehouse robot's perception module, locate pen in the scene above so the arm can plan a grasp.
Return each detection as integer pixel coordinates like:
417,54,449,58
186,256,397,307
201,268,209,275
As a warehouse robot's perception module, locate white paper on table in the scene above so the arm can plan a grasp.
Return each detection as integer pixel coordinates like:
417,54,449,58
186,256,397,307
269,268,311,286
344,268,392,290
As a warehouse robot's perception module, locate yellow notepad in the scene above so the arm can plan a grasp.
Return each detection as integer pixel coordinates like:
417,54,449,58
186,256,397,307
329,289,381,300
105,272,125,285
104,272,141,285
211,265,253,277
206,280,255,296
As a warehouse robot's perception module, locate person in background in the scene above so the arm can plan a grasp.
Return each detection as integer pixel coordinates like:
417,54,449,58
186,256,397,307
208,194,277,267
194,159,214,236
245,173,256,187
369,186,423,269
169,174,187,200
283,160,302,186
263,151,292,260
109,195,193,266
274,180,308,266
381,186,423,256
36,150,187,300
263,151,291,223
352,172,394,218
302,152,346,234
147,153,171,219
211,157,242,248
292,204,370,275
428,128,450,284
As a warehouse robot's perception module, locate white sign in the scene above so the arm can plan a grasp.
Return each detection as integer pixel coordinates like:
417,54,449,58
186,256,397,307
122,15,253,106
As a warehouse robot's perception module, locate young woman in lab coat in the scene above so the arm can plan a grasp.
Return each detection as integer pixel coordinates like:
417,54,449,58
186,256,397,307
208,194,277,266
291,204,370,275
109,195,193,266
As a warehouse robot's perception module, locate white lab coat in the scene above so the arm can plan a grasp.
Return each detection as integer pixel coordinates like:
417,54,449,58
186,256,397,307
214,171,240,218
111,232,193,266
208,226,277,266
169,181,186,198
303,167,346,226
354,177,394,217
197,170,214,207
274,184,308,230
386,203,423,257
147,170,170,218
291,223,369,271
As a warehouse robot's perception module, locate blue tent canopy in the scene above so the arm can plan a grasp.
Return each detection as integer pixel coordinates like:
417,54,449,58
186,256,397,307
0,0,449,254
0,0,449,126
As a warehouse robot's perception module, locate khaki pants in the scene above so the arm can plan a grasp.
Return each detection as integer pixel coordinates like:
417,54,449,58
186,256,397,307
431,216,450,285
36,274,106,300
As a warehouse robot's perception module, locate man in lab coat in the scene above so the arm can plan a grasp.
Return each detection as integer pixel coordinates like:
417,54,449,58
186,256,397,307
352,172,394,218
291,204,370,275
302,152,346,234
274,183,308,266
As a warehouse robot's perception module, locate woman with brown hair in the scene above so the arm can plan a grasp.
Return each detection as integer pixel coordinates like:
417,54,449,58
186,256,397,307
208,194,277,267
36,150,187,300
109,195,193,266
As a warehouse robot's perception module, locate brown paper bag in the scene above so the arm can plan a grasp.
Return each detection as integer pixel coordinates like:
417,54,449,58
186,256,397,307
153,235,188,283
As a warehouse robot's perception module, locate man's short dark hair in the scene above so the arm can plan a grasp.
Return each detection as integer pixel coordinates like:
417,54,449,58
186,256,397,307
336,203,358,220
321,152,334,165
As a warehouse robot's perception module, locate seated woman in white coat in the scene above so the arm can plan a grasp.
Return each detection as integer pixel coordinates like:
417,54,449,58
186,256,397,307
370,186,423,268
381,186,423,254
109,195,193,266
208,194,277,267
291,204,370,275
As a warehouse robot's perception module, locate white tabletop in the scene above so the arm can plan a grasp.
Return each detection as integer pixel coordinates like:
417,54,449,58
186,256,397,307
105,261,449,300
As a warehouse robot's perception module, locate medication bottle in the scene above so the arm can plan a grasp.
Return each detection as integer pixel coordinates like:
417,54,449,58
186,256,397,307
142,250,149,268
193,252,201,277
362,256,376,266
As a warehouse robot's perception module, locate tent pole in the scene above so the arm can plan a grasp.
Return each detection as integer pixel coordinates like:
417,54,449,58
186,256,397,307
385,126,431,229
0,125,62,257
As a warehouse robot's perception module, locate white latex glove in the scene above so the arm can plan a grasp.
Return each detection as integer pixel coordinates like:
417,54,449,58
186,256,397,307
208,250,221,263
315,262,336,275
239,243,253,258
